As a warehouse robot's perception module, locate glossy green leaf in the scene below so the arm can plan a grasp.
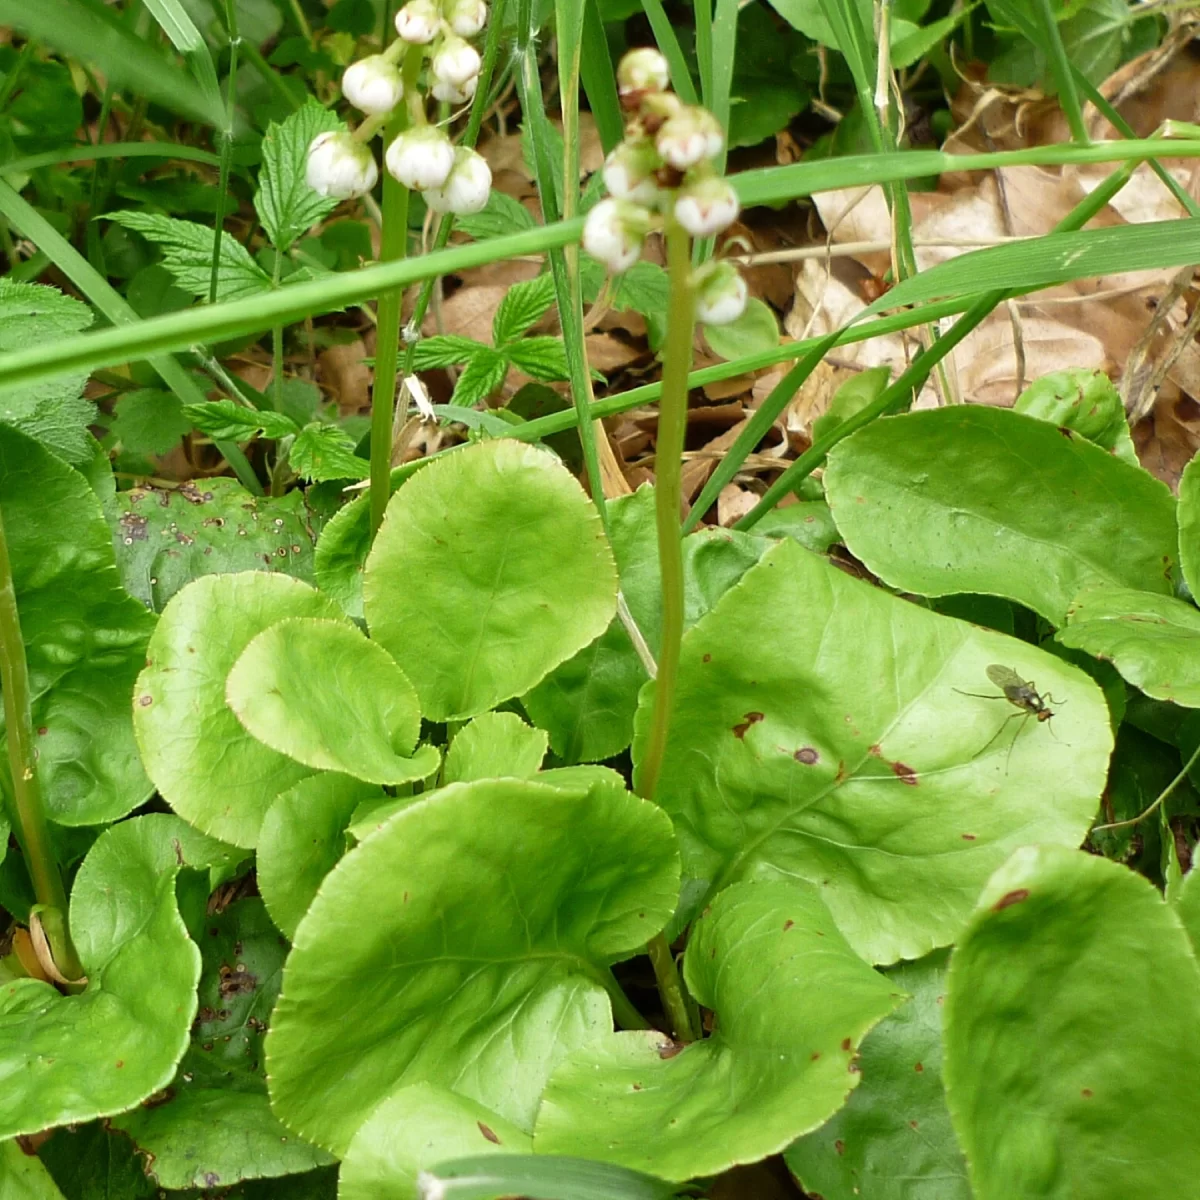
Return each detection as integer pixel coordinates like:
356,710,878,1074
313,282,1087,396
0,424,154,825
1057,587,1200,707
701,298,780,362
266,776,679,1154
825,407,1177,626
364,440,617,722
535,880,903,1178
257,774,380,939
106,212,273,302
111,477,317,612
289,423,369,482
0,815,236,1139
0,1141,65,1199
634,539,1112,964
255,100,344,253
523,487,768,763
1014,368,1137,464
944,845,1200,1199
1175,867,1200,955
0,280,96,466
1177,450,1200,601
786,950,970,1200
134,573,346,847
339,1084,531,1200
36,1122,158,1199
442,712,548,784
227,617,438,785
751,501,840,554
112,899,332,1189
418,1154,681,1200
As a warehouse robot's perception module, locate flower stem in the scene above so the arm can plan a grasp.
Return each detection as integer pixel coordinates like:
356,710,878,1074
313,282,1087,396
369,48,423,538
637,215,699,1045
209,0,240,305
0,508,82,981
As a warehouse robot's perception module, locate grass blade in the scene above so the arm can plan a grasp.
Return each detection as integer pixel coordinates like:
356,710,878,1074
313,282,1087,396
638,0,698,104
580,0,623,154
1,143,223,176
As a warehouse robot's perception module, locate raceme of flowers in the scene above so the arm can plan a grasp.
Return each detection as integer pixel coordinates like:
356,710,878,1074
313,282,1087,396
305,0,491,216
583,48,747,326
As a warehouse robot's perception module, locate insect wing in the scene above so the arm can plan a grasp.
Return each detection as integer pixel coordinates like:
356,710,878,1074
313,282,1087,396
985,664,1025,691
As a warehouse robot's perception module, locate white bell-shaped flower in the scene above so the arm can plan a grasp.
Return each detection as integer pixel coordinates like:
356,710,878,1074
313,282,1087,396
583,198,651,273
422,147,492,215
617,47,670,98
385,125,456,190
694,260,748,325
602,139,661,206
656,106,724,170
445,0,488,37
394,0,441,44
432,74,478,104
674,174,739,237
306,131,379,199
341,55,405,116
431,34,482,89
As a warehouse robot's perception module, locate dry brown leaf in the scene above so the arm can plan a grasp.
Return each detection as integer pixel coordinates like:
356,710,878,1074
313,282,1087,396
317,339,371,413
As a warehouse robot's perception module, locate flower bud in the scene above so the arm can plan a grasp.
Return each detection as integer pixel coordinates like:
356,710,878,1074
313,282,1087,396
602,139,661,206
431,34,482,89
617,47,670,99
394,0,441,44
432,74,478,104
583,198,651,273
694,261,747,326
656,106,724,170
341,55,405,116
422,147,492,214
385,125,456,190
306,131,379,199
445,0,487,36
674,174,739,237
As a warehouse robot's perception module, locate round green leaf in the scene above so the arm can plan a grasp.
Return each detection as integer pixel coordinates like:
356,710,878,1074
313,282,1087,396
634,539,1112,964
1058,587,1200,706
944,845,1200,1199
534,879,904,1179
0,1140,64,1199
701,297,780,362
226,618,438,786
1013,368,1137,463
824,406,1177,625
312,490,370,621
786,949,970,1200
0,423,155,825
442,711,547,784
363,439,617,721
257,773,381,939
0,815,236,1139
112,899,332,1189
1175,867,1200,955
339,1084,530,1200
111,477,317,612
266,776,679,1155
1177,449,1200,600
134,573,346,847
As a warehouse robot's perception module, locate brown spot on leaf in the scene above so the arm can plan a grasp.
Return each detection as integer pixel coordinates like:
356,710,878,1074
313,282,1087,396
656,1039,684,1059
909,1119,919,1128
811,1051,821,1060
632,1082,642,1091
138,694,153,707
961,833,977,841
1081,1088,1093,1098
783,919,794,931
115,1060,124,1068
795,746,819,765
732,711,765,739
841,1039,852,1051
892,761,918,785
993,889,1030,911
834,1140,845,1156
702,653,711,663
914,1062,924,1073
477,1122,501,1144
868,743,882,757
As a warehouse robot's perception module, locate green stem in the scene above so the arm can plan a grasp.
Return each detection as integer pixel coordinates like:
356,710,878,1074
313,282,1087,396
1093,740,1200,833
0,510,82,982
637,218,699,1046
1034,0,1087,144
369,49,422,538
209,0,240,305
271,250,284,412
603,969,652,1031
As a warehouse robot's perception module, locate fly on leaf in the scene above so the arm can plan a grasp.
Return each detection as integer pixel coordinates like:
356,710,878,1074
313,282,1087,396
955,664,1063,770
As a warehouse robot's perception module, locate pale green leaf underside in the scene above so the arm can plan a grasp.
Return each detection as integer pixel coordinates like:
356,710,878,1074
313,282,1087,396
944,845,1200,1199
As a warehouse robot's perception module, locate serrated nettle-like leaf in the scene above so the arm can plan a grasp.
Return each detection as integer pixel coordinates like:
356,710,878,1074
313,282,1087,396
449,347,510,407
524,486,771,764
1014,368,1137,464
455,190,537,240
412,335,486,370
786,949,970,1200
1057,587,1200,707
634,539,1112,964
0,280,96,465
944,846,1200,1199
442,711,548,784
106,212,273,302
535,880,904,1179
1178,449,1200,600
257,773,381,940
135,573,347,847
492,274,557,346
339,1084,531,1200
0,815,236,1139
111,477,317,613
110,387,191,456
183,399,301,442
288,423,369,482
0,424,155,825
227,617,439,786
506,337,571,382
364,439,617,722
824,406,1178,626
266,776,680,1155
254,99,344,252
112,898,332,1190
